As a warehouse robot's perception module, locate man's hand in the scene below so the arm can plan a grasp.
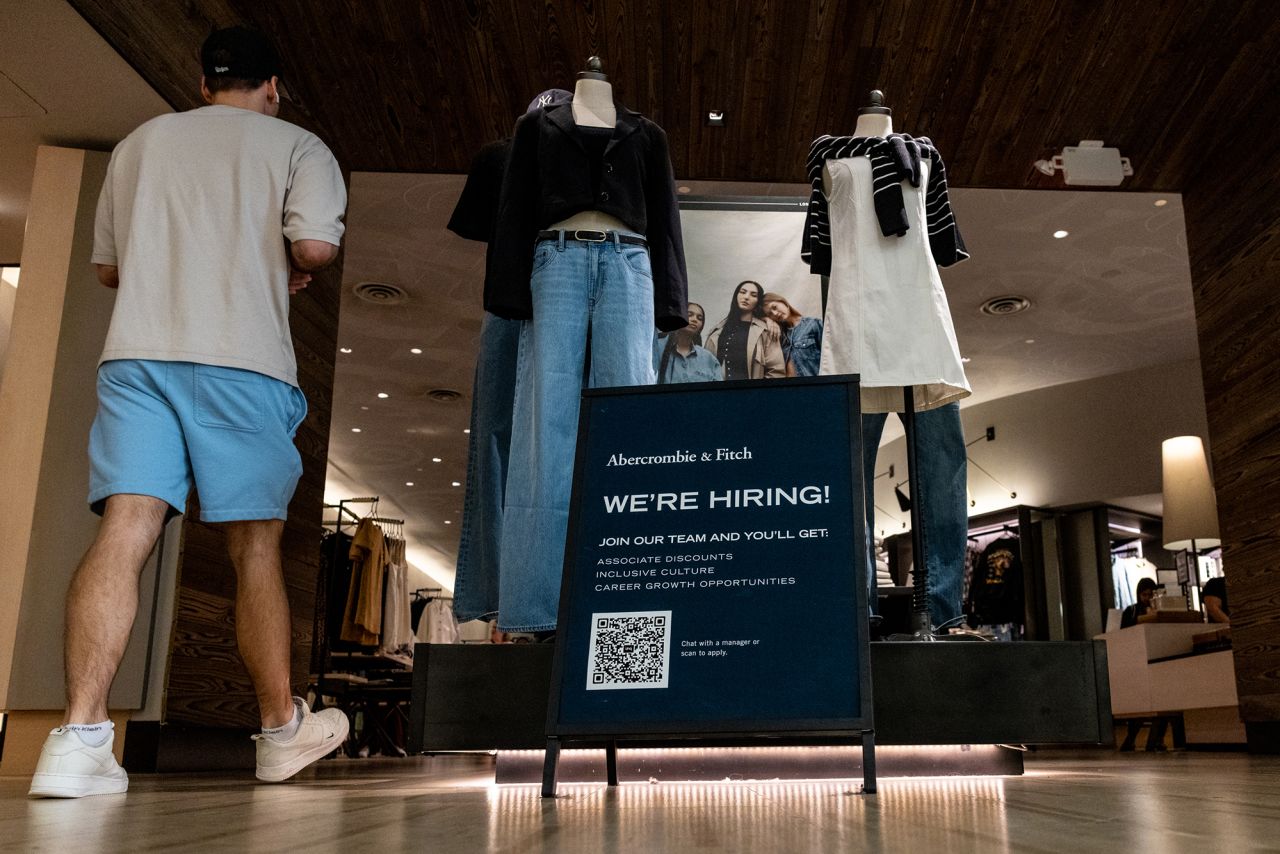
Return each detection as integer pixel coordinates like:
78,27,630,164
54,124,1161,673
288,269,312,295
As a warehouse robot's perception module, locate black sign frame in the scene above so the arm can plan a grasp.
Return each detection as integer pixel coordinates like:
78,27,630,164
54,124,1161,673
541,375,875,795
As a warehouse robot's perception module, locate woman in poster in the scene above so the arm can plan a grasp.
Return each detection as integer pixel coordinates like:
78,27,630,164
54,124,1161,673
704,280,785,380
763,292,823,377
653,302,722,384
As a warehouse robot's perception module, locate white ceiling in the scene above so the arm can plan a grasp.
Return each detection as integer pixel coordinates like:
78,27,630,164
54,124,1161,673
335,174,1196,588
0,0,171,263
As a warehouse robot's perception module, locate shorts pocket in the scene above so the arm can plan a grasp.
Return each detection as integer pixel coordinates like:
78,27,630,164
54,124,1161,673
288,387,309,435
194,365,265,432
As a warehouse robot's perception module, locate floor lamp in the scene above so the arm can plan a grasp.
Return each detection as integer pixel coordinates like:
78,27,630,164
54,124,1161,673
1161,436,1221,613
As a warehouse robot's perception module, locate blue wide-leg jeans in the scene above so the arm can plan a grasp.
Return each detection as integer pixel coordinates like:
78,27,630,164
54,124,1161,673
498,233,656,631
862,402,967,628
452,312,522,623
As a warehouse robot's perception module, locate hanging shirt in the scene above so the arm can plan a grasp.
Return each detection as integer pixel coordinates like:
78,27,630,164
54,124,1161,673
969,537,1024,625
341,519,386,645
417,598,461,644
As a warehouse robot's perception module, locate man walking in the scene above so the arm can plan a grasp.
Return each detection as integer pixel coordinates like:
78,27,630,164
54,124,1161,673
30,26,348,797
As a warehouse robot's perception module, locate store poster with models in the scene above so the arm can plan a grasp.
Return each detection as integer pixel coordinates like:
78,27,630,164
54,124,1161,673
549,378,870,734
657,208,820,384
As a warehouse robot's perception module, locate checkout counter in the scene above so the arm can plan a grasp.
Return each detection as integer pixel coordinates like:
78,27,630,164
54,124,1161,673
1097,621,1244,747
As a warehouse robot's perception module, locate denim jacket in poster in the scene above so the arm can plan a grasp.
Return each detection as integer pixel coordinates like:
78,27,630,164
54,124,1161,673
484,102,689,332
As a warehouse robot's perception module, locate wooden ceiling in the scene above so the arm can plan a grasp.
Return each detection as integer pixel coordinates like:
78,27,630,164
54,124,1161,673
67,0,1279,192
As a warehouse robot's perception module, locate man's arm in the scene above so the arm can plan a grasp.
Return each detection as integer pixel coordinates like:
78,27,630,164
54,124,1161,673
1204,595,1229,624
289,239,339,272
95,264,119,289
284,240,338,295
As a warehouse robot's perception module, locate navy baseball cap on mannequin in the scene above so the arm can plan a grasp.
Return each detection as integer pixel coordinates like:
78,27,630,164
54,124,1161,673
201,27,282,80
526,88,573,115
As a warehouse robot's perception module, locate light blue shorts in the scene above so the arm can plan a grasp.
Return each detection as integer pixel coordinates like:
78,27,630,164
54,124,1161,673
89,359,307,522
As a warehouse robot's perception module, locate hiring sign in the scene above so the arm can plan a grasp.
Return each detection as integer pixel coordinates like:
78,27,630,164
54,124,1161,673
542,376,875,794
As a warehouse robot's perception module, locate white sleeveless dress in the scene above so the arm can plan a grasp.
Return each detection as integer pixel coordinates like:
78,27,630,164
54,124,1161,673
818,155,970,413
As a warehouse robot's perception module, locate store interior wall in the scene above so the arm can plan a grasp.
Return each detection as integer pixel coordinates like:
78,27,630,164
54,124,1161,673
0,148,171,779
1184,132,1280,747
0,269,17,380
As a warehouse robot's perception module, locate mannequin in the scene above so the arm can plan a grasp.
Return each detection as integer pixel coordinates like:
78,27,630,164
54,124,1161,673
804,89,970,633
549,57,630,235
488,55,689,632
823,90,894,196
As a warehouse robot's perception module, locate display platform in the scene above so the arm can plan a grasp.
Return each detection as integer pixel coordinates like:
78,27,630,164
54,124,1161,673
408,640,1112,754
493,743,1024,784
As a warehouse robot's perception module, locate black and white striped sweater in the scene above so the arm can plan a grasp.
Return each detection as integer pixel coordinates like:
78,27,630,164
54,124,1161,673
801,133,969,275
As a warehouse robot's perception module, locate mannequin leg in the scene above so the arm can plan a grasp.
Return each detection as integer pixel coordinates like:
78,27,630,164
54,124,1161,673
861,412,890,615
498,241,591,631
587,238,656,388
905,403,967,628
453,313,521,623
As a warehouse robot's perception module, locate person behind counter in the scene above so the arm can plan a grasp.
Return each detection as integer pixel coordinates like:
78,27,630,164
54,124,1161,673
1203,576,1230,624
1120,577,1158,628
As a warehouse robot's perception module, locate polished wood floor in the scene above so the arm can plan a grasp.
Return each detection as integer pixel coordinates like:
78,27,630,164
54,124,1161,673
2,750,1278,852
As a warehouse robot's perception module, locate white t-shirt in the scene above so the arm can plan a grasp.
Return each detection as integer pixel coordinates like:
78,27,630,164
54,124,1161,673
92,104,346,387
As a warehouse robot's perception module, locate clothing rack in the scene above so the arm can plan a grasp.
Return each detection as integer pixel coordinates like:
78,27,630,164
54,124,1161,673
314,496,380,705
412,586,450,601
967,523,1017,541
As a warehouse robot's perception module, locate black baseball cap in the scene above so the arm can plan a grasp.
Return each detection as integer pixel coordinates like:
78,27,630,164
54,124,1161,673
201,27,281,80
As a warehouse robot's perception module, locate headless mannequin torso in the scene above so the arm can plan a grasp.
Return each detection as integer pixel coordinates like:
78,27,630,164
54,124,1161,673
548,71,631,233
822,103,894,196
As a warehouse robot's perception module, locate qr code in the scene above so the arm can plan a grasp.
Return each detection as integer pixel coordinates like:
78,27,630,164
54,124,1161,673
586,610,672,691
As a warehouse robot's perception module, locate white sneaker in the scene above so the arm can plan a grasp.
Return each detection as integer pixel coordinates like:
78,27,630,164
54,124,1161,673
253,699,348,782
29,727,129,798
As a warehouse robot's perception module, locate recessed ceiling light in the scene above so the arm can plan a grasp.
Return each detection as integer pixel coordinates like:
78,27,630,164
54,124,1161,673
1154,199,1168,207
432,457,442,463
417,468,424,472
351,427,362,432
360,406,369,410
451,481,461,487
444,520,452,525
405,481,414,486
678,186,691,194
339,347,352,354
961,356,971,363
463,429,471,434
377,392,389,399
1052,230,1069,239
1024,338,1036,344
410,347,422,354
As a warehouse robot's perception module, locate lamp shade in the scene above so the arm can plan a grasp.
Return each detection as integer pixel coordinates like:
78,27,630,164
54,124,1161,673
1161,436,1221,551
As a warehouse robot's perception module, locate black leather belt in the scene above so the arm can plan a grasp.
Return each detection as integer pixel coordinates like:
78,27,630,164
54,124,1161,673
536,229,647,247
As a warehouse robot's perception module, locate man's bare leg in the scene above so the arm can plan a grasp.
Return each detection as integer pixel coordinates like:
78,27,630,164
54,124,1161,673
225,519,294,728
64,494,168,724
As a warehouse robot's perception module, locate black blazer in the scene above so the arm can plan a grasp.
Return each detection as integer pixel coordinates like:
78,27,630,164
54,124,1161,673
485,102,689,331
